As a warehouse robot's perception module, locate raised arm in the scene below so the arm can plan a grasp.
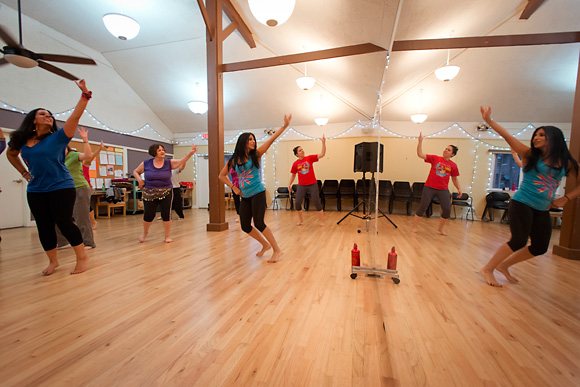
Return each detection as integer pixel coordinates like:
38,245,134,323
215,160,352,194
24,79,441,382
77,127,93,162
256,114,292,157
170,144,197,170
83,140,105,167
416,132,426,160
480,106,529,157
511,149,523,168
219,161,242,197
63,79,91,138
133,162,145,189
318,134,326,159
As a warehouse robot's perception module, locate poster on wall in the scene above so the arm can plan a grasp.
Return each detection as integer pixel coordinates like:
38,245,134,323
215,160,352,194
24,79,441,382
107,165,114,175
99,153,108,165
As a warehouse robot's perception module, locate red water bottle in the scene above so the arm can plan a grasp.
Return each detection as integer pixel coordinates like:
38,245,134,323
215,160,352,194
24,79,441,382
387,246,397,270
351,243,360,267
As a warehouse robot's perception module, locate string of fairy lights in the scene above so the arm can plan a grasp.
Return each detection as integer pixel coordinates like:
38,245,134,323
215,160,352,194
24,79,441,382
1,99,570,191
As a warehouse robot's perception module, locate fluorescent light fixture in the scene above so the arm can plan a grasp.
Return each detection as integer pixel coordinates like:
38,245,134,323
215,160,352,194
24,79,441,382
410,113,428,124
434,65,460,82
296,76,315,90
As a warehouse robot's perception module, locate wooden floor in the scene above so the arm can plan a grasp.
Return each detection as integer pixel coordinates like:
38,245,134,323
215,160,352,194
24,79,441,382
0,208,579,386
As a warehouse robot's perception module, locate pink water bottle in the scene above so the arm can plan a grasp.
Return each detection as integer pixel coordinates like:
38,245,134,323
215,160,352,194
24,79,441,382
387,246,397,270
351,244,360,267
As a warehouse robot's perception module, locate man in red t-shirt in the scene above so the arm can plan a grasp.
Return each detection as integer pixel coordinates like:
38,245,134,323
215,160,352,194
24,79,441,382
288,135,326,226
411,132,462,235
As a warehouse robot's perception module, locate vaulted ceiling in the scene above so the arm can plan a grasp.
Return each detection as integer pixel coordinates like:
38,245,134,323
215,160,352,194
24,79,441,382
0,0,578,134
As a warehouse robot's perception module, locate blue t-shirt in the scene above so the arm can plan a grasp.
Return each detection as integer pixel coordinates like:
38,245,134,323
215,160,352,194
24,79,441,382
512,159,565,211
234,158,264,197
143,158,172,189
20,129,75,193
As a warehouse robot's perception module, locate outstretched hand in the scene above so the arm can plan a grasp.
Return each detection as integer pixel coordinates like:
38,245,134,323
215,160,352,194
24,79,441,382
283,114,292,127
418,132,424,142
75,79,89,94
321,134,326,143
78,126,89,141
100,140,106,150
480,106,492,123
190,144,197,154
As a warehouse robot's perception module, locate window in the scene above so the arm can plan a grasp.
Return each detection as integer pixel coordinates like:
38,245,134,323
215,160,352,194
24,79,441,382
490,152,521,190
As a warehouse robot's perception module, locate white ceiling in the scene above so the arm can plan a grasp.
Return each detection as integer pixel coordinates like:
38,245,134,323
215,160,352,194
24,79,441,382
0,0,579,134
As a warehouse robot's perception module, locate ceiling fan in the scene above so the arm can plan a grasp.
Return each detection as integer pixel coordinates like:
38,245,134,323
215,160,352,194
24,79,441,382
0,0,96,80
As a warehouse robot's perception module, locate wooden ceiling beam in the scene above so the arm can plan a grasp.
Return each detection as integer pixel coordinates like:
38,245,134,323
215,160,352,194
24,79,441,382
222,0,256,48
392,31,580,51
221,43,386,73
196,0,214,41
520,0,547,20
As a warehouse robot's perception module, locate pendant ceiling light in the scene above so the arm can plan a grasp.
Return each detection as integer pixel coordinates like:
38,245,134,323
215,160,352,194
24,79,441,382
314,94,328,126
103,13,140,40
296,63,315,90
314,117,328,126
188,101,208,114
410,89,427,124
434,48,460,82
248,0,296,27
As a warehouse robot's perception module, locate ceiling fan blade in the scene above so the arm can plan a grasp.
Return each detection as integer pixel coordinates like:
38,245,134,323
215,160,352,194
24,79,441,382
37,60,78,81
36,53,96,65
0,25,19,47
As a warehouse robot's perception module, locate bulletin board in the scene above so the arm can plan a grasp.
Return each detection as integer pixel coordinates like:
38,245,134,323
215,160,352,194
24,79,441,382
70,140,125,190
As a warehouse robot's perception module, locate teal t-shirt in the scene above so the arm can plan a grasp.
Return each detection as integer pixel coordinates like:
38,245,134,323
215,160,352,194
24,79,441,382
234,158,264,198
512,159,565,210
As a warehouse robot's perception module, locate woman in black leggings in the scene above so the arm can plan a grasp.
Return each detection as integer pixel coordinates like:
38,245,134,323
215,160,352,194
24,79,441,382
133,143,196,243
6,80,92,275
219,114,292,263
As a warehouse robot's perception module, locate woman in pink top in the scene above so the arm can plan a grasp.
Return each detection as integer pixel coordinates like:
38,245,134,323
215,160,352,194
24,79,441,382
81,141,105,229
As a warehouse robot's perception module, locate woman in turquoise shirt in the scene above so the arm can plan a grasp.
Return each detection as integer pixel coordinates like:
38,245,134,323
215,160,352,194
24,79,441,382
479,106,580,287
219,114,291,263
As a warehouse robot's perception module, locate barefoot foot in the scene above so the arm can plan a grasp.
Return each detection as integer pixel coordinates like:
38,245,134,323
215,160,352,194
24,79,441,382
411,227,418,233
256,244,271,257
479,267,502,287
70,254,89,275
268,250,282,263
165,237,174,243
139,234,147,243
438,229,447,236
496,264,518,283
297,221,303,226
42,262,59,276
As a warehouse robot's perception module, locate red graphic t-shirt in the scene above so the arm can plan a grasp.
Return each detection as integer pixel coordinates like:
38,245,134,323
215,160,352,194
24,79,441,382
291,154,319,186
424,154,459,190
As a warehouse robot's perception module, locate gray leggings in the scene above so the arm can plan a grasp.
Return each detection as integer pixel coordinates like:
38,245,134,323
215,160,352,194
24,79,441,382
295,183,322,211
416,186,451,219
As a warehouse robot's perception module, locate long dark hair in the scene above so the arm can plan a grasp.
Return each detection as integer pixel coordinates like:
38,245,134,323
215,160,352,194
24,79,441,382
227,132,259,171
8,108,58,151
524,126,579,176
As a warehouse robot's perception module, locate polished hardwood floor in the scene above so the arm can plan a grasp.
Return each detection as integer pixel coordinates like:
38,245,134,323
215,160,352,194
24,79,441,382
0,208,579,386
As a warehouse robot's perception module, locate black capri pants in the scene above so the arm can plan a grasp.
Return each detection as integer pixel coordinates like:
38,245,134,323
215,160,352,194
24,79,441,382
27,188,83,251
239,190,267,233
415,186,452,219
143,192,173,222
294,183,322,211
507,199,552,256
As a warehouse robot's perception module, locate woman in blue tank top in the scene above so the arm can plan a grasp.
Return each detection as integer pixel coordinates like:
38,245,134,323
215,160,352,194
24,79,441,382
479,106,580,287
219,114,292,263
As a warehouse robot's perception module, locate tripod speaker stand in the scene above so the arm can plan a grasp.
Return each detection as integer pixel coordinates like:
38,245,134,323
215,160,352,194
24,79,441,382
337,142,397,230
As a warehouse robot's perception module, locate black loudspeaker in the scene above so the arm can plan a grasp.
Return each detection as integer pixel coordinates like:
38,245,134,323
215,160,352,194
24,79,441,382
354,142,383,173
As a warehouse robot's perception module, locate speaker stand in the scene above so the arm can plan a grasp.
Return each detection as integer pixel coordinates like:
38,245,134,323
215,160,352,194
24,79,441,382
337,172,397,230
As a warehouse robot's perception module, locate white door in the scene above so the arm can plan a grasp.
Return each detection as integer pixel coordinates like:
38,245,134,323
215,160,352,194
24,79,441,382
0,152,31,229
196,155,209,209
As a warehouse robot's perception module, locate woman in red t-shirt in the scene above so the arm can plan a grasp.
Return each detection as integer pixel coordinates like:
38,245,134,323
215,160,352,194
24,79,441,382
411,132,462,235
288,135,326,226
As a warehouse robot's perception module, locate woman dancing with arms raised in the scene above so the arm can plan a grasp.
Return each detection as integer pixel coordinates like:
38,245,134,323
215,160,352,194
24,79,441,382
479,106,580,287
6,80,93,275
219,114,292,263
